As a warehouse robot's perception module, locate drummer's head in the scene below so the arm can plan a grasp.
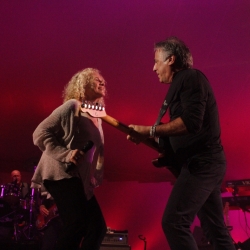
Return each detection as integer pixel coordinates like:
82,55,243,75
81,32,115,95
11,170,21,184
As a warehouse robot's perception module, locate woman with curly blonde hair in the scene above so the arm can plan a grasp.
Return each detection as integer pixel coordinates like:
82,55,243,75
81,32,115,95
31,68,107,250
63,68,106,105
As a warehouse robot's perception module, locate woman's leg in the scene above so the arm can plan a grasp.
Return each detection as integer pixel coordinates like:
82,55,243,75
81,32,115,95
44,178,88,250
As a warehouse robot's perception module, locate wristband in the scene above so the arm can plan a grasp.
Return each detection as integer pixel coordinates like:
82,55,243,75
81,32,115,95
150,125,157,138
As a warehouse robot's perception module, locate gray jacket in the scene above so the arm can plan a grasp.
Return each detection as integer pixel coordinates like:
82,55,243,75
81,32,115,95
31,99,104,200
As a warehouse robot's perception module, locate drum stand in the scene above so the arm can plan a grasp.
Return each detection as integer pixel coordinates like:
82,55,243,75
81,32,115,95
22,166,38,241
0,208,17,224
0,205,23,241
13,210,22,241
22,188,36,240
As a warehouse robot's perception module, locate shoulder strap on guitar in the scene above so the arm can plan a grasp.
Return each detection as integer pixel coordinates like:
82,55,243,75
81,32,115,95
153,81,182,177
155,81,178,125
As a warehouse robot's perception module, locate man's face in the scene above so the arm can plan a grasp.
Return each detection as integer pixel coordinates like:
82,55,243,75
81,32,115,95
153,49,174,84
11,170,21,184
85,72,106,100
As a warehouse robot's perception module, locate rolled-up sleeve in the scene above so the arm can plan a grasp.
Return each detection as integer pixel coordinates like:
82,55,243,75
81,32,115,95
180,71,208,134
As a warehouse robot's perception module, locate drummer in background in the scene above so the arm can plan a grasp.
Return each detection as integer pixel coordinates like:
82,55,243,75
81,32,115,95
0,170,31,239
9,170,32,227
9,170,29,200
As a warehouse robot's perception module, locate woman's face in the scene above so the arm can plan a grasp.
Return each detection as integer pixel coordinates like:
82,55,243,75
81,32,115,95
85,72,106,101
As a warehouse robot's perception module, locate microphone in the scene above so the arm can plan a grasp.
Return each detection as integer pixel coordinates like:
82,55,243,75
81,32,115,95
66,140,94,173
12,177,17,184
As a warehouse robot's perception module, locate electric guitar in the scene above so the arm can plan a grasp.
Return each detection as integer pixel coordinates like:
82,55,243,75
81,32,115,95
36,203,59,231
80,103,179,175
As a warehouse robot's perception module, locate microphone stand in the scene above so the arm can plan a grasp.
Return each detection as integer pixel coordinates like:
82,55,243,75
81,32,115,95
138,235,147,250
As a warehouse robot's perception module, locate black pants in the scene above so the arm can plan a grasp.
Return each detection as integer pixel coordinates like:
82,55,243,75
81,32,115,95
161,152,235,250
44,178,106,250
41,218,63,250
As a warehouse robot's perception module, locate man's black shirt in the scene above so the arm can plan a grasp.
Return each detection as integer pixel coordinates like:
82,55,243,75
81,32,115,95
167,69,224,162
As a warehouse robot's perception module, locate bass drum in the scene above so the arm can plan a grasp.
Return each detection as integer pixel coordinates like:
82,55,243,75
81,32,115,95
19,199,29,210
0,198,12,221
0,185,11,220
3,183,20,206
20,198,36,212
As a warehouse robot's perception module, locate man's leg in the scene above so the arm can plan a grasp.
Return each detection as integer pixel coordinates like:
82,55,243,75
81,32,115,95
162,158,226,250
197,188,235,250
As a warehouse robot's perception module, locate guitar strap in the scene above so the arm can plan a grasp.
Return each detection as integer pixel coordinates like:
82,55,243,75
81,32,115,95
153,80,182,176
155,80,178,125
155,81,178,153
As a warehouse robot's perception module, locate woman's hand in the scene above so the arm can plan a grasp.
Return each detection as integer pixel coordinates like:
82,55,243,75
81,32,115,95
69,149,85,165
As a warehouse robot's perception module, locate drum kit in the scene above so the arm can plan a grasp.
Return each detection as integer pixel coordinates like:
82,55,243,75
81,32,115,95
0,182,37,241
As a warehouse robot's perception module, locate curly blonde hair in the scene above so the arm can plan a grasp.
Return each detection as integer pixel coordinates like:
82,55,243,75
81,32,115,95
62,68,106,105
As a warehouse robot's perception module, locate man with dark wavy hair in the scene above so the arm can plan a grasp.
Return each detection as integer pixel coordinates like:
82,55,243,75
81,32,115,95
127,37,235,250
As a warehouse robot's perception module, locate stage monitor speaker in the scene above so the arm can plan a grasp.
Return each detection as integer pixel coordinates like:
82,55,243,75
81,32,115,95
102,232,128,245
237,238,250,250
100,245,131,250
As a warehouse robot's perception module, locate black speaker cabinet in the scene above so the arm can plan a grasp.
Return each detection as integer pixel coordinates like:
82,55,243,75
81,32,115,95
237,238,250,250
100,245,131,250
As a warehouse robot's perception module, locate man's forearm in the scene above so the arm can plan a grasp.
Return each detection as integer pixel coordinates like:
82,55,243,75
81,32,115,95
155,117,188,137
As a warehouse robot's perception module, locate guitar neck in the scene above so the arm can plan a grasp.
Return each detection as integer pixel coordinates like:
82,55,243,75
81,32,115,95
101,115,160,152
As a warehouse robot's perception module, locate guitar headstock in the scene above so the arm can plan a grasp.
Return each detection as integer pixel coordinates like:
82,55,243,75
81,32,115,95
80,102,107,117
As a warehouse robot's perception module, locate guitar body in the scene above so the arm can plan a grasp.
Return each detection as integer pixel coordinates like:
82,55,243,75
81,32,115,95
36,204,59,231
152,137,182,178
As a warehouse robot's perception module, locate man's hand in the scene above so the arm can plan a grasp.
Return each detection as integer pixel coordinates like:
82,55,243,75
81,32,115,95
127,125,151,144
39,205,49,216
